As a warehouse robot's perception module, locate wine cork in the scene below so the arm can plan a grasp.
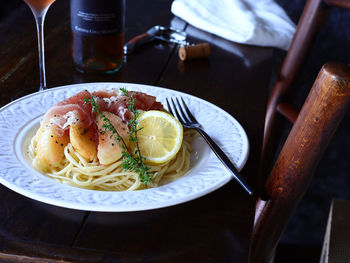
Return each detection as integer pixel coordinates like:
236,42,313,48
178,43,211,61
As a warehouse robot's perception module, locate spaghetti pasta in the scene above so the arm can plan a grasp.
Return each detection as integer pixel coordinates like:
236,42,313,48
28,89,194,191
29,121,194,191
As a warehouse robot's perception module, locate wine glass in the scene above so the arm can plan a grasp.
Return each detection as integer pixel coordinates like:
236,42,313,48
23,0,56,91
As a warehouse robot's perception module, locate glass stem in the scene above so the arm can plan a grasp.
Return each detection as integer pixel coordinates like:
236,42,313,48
34,10,48,91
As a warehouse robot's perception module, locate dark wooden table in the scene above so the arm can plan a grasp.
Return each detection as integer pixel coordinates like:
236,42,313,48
0,1,272,262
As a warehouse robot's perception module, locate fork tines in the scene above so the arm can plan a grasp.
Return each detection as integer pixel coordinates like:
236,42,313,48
166,97,196,126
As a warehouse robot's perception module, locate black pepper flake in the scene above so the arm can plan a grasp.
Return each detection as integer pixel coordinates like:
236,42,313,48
81,128,89,135
50,135,53,138
112,143,114,146
89,138,92,141
55,141,58,144
61,144,63,146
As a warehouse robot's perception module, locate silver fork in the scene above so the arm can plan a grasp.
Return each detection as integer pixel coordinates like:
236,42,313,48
166,97,253,195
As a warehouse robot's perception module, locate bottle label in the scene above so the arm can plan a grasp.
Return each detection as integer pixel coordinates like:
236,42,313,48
70,0,125,35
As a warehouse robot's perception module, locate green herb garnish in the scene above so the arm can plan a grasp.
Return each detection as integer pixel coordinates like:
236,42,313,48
84,89,157,185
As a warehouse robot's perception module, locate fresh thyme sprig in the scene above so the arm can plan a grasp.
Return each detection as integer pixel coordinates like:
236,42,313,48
120,88,158,184
84,90,157,185
120,89,142,158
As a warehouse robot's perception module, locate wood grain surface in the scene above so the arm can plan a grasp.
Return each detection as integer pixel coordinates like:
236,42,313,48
0,0,272,262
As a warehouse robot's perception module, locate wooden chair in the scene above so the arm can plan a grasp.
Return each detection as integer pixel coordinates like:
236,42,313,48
251,62,350,263
262,0,350,180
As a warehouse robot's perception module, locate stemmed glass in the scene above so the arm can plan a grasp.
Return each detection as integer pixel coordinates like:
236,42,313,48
23,0,56,91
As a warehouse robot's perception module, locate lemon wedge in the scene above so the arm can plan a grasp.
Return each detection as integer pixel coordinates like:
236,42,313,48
136,110,183,164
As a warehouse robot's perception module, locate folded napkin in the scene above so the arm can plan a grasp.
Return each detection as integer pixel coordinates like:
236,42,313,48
171,0,296,50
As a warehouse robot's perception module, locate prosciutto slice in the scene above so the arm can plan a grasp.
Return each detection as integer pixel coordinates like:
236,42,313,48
92,90,164,122
37,89,164,166
42,90,94,135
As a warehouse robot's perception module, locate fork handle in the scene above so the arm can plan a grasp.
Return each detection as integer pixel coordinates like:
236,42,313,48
195,127,253,195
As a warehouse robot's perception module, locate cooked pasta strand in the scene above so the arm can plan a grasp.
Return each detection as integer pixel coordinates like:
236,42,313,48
29,128,195,191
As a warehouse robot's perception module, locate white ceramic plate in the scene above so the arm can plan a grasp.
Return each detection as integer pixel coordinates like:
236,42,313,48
0,83,249,212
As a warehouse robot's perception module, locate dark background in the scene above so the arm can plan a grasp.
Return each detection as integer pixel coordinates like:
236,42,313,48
1,0,350,261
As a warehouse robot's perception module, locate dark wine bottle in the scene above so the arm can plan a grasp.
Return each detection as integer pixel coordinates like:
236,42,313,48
70,0,125,73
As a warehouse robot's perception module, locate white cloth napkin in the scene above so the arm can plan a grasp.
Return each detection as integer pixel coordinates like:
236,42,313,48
171,0,296,50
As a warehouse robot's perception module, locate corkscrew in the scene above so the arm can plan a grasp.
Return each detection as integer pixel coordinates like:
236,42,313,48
124,25,189,55
124,25,211,61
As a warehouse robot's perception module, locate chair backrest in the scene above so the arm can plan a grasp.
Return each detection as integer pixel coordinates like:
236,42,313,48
251,62,350,263
261,0,350,182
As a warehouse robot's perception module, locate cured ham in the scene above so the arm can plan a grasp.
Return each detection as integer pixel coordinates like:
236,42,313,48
42,90,94,135
92,90,163,122
35,89,163,167
132,92,163,111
